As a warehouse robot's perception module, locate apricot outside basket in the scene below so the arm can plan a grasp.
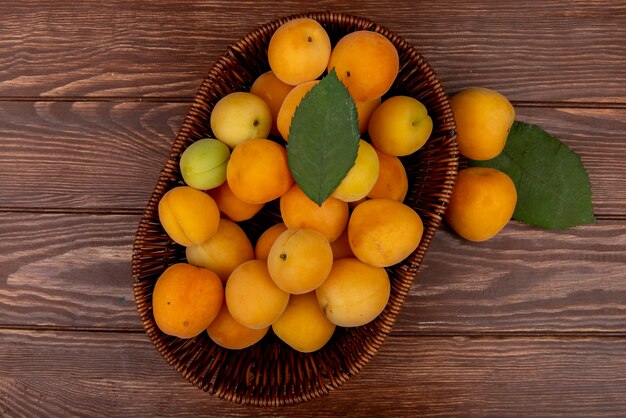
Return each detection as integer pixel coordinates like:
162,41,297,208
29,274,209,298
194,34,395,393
132,11,458,406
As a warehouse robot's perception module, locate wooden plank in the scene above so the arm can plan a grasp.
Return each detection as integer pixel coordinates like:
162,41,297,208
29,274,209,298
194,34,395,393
1,212,624,333
399,221,626,334
1,329,625,416
0,213,140,329
0,1,624,102
0,101,184,210
1,102,624,215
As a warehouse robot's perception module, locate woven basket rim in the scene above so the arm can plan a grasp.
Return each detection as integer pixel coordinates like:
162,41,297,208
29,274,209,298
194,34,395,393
132,10,458,407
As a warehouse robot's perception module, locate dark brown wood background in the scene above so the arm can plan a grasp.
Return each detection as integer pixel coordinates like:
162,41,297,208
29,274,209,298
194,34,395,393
1,1,625,416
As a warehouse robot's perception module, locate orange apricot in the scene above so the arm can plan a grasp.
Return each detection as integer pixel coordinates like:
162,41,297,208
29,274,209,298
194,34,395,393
152,263,224,339
250,71,295,137
280,183,349,242
316,258,390,327
355,97,381,134
186,218,254,283
348,198,423,267
207,302,269,350
254,223,288,260
268,18,331,85
276,80,319,141
328,31,399,102
272,291,335,353
226,138,293,204
367,147,409,202
158,186,220,247
444,167,517,242
329,226,354,259
207,181,264,222
225,260,290,329
267,228,334,295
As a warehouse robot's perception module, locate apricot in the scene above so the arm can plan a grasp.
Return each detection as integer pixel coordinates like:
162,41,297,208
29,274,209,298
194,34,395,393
225,260,289,329
450,87,515,160
349,198,423,267
444,167,517,241
186,218,254,283
250,71,295,138
210,92,272,149
276,80,318,141
367,147,409,202
158,186,220,247
329,226,354,260
268,18,331,86
267,228,334,295
272,292,335,353
207,181,264,222
207,302,269,350
316,258,390,327
152,263,224,339
368,95,432,157
179,138,230,191
254,223,288,260
280,183,349,242
328,31,399,102
332,139,379,202
226,138,293,204
355,97,381,134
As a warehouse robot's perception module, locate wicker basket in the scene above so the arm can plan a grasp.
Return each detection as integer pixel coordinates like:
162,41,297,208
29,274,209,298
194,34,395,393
132,11,457,406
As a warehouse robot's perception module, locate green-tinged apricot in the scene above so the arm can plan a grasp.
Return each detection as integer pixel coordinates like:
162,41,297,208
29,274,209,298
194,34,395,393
180,138,231,190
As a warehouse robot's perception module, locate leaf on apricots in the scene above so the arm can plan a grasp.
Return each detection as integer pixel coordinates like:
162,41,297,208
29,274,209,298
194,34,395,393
287,69,360,206
470,121,595,229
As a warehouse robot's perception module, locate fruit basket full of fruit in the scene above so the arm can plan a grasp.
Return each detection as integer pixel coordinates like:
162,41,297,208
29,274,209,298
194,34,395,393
132,11,458,406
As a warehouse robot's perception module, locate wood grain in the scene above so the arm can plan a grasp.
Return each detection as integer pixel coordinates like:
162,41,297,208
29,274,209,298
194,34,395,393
1,102,624,215
1,329,625,417
0,1,624,102
0,213,140,329
1,212,623,334
1,1,625,415
0,101,184,210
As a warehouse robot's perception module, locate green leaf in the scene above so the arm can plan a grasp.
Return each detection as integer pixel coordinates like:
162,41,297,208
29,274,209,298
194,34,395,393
470,121,595,229
287,69,360,206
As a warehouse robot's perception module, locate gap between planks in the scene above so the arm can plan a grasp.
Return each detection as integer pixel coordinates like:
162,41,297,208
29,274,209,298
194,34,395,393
2,323,626,339
0,208,623,221
0,96,625,109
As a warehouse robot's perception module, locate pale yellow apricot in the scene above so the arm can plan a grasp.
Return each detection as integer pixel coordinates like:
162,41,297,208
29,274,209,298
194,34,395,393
332,139,379,202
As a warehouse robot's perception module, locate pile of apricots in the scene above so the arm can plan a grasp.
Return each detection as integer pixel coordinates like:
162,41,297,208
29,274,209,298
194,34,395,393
151,17,518,353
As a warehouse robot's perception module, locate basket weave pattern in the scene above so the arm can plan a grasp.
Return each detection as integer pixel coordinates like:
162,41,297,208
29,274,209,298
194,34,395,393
132,11,458,406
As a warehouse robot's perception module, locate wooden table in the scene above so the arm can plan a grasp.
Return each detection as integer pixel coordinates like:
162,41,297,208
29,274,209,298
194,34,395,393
1,1,625,416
